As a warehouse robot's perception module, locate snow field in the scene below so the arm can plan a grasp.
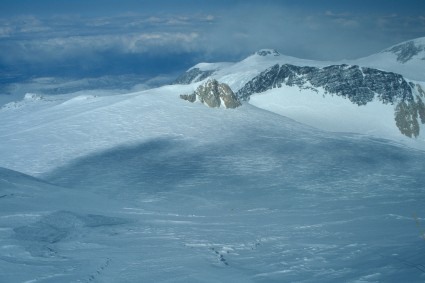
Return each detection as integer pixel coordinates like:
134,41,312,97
1,86,425,282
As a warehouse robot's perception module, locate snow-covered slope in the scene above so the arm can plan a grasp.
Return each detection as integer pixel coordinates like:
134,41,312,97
353,37,425,82
249,85,399,137
177,38,425,88
175,49,333,91
241,64,425,141
174,39,425,142
2,85,425,282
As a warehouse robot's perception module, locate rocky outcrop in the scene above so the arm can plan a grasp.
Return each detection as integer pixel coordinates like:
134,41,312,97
173,68,215,84
255,49,281,57
417,84,425,97
236,64,413,105
236,64,425,138
385,41,425,63
180,79,241,109
179,93,196,103
395,101,420,138
397,86,425,137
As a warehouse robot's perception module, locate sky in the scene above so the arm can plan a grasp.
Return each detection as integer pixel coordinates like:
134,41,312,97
0,0,425,92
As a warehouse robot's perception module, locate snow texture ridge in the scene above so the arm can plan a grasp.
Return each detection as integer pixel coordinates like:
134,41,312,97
173,68,216,85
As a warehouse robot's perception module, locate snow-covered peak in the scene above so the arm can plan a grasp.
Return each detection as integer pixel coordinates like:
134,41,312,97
351,37,425,81
189,62,233,72
174,37,424,96
255,49,281,57
382,37,425,63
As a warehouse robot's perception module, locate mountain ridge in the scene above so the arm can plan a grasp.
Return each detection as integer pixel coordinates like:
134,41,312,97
174,37,425,86
382,37,425,63
173,37,425,140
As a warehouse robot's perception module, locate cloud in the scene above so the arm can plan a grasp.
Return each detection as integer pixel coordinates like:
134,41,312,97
0,26,12,38
0,3,424,87
193,5,371,60
324,12,360,28
12,32,200,57
0,13,210,81
0,73,178,104
197,4,425,61
2,7,423,62
0,13,208,59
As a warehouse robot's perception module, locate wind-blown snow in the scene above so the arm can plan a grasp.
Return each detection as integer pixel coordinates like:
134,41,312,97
1,85,425,282
352,53,425,82
248,86,421,144
349,37,425,82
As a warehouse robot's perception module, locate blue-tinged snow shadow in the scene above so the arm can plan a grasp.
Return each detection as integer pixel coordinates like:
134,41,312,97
44,132,425,203
30,134,425,282
45,137,209,194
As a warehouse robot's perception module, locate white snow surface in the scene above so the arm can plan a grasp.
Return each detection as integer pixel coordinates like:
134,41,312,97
183,40,425,143
351,37,425,81
190,51,333,92
191,38,425,91
248,86,425,145
1,85,425,282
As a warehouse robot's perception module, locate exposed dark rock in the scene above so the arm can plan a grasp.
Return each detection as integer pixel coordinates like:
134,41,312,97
236,63,422,138
395,101,420,138
256,49,280,57
417,84,425,97
173,68,215,84
237,64,413,105
197,80,222,107
217,83,241,108
180,79,241,109
386,41,424,63
416,96,425,124
179,93,196,103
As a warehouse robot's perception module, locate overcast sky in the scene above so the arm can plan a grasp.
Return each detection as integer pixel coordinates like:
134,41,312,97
1,0,425,85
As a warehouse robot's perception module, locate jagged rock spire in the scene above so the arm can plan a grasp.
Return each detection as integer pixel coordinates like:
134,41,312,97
180,79,241,109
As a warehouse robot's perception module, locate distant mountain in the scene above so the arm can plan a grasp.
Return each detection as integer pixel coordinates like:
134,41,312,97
237,64,424,138
173,40,425,140
385,39,425,63
353,37,425,81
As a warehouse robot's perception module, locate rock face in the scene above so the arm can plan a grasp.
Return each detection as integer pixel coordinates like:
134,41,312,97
255,49,281,57
385,40,425,63
236,63,425,138
236,63,413,105
173,68,215,84
394,85,425,138
180,79,241,109
172,43,425,138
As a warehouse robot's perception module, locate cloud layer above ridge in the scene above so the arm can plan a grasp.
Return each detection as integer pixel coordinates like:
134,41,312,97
1,0,424,83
